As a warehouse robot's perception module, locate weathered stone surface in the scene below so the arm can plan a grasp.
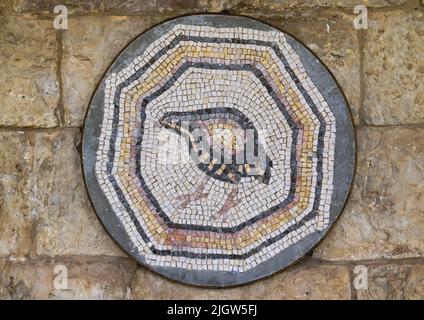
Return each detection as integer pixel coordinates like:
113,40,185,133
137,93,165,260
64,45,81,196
364,11,424,125
265,13,360,123
357,264,424,300
0,130,125,258
12,0,410,14
62,16,168,126
131,262,351,299
0,17,59,127
314,127,424,261
227,0,411,15
0,258,136,299
0,0,13,15
0,132,33,258
31,130,124,257
13,0,210,14
0,259,5,297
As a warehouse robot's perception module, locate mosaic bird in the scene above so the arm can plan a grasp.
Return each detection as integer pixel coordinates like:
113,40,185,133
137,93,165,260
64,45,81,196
159,108,273,221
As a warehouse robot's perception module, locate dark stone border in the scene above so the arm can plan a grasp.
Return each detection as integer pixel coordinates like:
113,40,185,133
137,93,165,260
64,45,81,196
82,14,355,287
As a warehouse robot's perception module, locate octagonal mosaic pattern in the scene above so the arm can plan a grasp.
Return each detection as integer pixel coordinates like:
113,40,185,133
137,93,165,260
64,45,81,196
83,15,355,286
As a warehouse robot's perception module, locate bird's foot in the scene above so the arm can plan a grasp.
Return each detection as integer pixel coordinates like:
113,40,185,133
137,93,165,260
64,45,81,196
176,192,209,209
211,189,239,222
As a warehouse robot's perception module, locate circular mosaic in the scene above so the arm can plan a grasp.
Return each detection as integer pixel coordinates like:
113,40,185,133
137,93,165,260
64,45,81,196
82,15,355,286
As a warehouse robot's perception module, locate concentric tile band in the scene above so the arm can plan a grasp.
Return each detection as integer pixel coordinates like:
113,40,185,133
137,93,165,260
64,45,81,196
82,15,355,286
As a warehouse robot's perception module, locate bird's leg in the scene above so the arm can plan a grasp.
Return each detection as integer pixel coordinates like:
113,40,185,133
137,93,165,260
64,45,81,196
175,176,209,209
212,186,239,222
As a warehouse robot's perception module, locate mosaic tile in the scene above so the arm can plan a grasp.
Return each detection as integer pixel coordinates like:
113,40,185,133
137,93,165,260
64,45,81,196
82,15,355,286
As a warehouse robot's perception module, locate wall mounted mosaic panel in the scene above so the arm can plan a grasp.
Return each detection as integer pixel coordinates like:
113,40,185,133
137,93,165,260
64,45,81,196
83,15,355,286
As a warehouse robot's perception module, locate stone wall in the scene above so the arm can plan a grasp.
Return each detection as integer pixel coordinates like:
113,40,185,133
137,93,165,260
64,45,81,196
0,0,423,299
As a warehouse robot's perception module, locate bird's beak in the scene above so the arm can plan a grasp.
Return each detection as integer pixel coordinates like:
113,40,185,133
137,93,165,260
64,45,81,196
159,117,179,134
158,117,171,128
